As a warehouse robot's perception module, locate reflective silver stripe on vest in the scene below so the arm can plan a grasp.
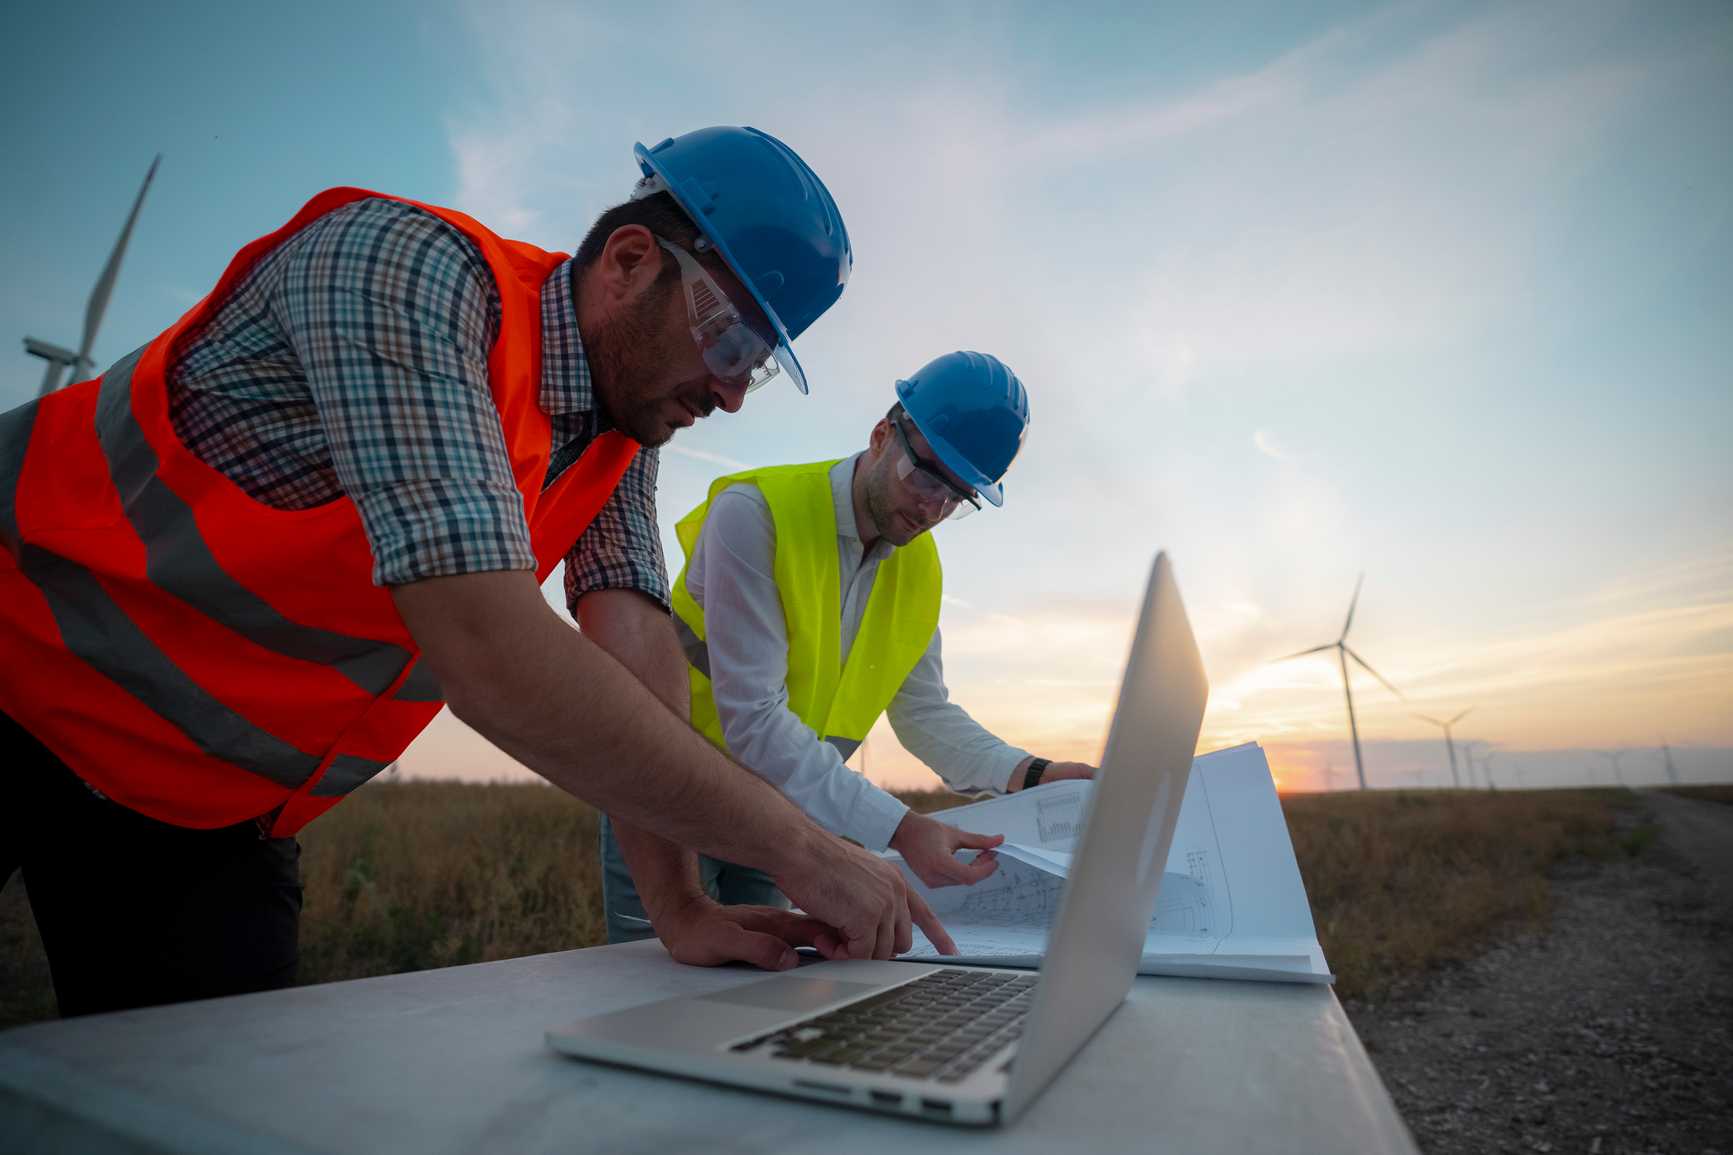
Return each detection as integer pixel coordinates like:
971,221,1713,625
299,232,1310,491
16,543,318,788
93,348,411,697
0,397,37,555
311,753,393,797
673,617,711,680
825,735,861,762
392,658,443,702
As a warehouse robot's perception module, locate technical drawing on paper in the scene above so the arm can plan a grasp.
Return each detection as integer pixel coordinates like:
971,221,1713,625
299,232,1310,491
938,860,1064,926
1035,792,1083,848
1149,871,1211,937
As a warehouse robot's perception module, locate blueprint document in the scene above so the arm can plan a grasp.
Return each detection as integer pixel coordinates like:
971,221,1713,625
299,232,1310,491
893,743,1333,984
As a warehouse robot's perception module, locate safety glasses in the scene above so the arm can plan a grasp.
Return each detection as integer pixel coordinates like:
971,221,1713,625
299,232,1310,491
656,238,780,392
891,414,982,521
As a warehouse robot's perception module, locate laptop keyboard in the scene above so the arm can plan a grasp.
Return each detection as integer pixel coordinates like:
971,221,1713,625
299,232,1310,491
728,968,1037,1084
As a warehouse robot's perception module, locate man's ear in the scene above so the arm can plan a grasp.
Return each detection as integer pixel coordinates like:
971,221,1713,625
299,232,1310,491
594,225,662,302
867,417,892,460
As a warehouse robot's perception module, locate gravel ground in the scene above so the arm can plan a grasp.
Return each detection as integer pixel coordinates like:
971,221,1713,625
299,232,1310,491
1345,791,1733,1155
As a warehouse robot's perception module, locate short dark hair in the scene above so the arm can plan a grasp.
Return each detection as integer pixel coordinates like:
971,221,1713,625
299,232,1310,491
572,191,705,276
571,190,774,336
885,401,907,424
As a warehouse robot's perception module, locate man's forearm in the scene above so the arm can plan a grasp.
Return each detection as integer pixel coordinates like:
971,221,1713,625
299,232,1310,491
394,572,825,878
576,590,710,922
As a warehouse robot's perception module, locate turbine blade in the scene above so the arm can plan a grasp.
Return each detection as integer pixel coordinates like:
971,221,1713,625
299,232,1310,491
1413,713,1445,728
1276,643,1336,662
1340,572,1365,641
1449,707,1474,726
78,154,159,368
1344,645,1405,699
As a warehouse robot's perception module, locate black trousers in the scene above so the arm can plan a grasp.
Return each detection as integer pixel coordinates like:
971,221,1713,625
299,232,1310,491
1,711,303,1017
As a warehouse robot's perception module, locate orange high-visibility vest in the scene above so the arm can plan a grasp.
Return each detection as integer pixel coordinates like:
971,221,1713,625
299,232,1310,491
0,188,636,836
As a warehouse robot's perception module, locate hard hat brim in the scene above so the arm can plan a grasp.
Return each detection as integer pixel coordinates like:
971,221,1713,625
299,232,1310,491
635,141,809,396
901,408,1007,507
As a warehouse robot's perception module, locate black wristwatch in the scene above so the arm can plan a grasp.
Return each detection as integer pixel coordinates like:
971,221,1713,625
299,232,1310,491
1021,757,1051,792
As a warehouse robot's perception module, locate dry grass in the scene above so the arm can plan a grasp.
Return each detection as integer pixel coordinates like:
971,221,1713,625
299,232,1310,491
1663,784,1733,806
0,783,1631,1028
296,779,606,983
1283,788,1631,1000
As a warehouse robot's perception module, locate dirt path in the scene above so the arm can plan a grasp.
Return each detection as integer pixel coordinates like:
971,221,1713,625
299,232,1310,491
1345,793,1733,1154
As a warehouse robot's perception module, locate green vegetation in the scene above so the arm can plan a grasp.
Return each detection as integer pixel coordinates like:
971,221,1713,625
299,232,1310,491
0,783,1632,1028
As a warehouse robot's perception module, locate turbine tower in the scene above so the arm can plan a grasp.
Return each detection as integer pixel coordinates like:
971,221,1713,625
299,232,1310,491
1459,740,1482,789
1415,708,1473,789
1658,739,1680,786
1277,574,1404,792
1596,749,1630,789
24,154,160,397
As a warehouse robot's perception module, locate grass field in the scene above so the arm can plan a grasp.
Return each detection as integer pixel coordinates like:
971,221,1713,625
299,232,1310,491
1664,784,1733,806
0,783,1636,1028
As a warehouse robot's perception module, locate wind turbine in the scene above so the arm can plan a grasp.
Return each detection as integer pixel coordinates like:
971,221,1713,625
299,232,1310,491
1415,708,1473,789
1479,751,1499,791
1658,739,1680,786
1459,740,1483,789
24,154,160,397
1277,574,1404,791
1595,749,1630,789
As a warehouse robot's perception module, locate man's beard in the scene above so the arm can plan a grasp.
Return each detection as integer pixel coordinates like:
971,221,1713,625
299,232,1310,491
588,283,684,448
864,465,925,547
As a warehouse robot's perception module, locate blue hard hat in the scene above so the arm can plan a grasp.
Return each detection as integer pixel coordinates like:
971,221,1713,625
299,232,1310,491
634,126,852,395
895,351,1030,507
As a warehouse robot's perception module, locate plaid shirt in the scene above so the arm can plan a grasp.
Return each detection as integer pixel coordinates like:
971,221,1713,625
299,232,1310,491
167,196,669,607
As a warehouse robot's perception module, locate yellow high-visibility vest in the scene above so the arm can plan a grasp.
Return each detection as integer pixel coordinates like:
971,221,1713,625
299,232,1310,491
670,459,941,761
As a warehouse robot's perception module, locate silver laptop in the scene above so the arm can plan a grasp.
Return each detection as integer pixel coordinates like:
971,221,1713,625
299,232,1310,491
547,551,1208,1126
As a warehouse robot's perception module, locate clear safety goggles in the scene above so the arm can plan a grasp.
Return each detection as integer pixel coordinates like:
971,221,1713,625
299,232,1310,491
891,414,982,522
656,238,780,392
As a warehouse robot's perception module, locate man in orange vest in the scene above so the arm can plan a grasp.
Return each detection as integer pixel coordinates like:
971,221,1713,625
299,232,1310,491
0,126,951,1017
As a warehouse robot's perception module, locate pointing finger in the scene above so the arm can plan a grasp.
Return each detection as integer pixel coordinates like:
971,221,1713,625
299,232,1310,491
907,889,956,955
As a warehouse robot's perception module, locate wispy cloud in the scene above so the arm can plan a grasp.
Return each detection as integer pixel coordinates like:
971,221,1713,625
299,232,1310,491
663,444,753,472
1252,430,1291,461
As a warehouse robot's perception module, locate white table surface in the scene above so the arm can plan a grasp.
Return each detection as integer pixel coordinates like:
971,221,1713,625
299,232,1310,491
0,939,1416,1154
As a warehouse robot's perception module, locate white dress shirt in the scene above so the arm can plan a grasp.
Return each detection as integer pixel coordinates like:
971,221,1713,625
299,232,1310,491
684,455,1030,851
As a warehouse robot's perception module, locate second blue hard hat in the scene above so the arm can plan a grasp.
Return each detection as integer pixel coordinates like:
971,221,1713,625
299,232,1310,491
895,351,1030,507
634,126,852,395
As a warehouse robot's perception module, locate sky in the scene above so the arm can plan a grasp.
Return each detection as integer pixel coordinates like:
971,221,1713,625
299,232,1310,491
4,0,1730,794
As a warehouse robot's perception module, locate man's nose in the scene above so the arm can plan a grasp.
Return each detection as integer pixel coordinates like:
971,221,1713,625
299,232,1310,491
710,377,749,415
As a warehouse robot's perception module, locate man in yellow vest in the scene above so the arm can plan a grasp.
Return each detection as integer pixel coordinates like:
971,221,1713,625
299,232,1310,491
598,351,1096,941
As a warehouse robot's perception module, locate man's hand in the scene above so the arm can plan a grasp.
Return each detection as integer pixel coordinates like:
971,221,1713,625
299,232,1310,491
773,831,959,959
1007,759,1098,792
888,812,1005,889
654,896,836,971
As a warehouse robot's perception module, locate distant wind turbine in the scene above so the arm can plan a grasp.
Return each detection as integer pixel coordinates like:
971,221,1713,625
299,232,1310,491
1595,749,1630,790
24,154,160,397
1459,740,1483,789
1414,708,1473,789
1277,574,1404,792
1658,739,1680,786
